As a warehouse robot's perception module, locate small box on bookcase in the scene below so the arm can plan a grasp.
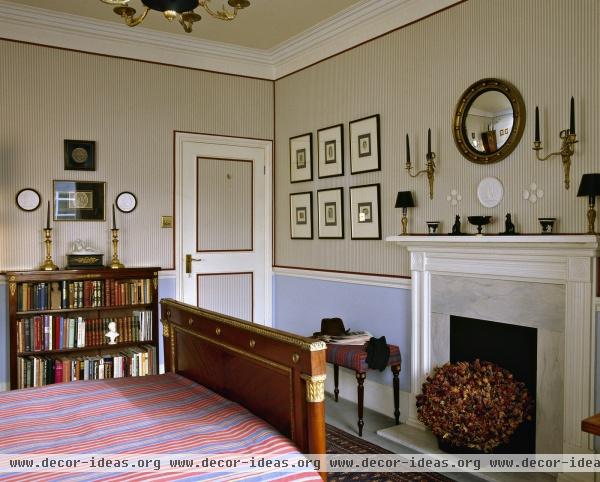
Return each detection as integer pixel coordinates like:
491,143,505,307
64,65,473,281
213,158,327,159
66,254,104,269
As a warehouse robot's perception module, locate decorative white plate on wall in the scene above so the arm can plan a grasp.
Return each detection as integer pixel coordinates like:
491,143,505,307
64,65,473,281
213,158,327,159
477,177,504,208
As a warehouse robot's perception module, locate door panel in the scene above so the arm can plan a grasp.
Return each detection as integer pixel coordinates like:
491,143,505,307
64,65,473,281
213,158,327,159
197,157,253,252
197,272,253,321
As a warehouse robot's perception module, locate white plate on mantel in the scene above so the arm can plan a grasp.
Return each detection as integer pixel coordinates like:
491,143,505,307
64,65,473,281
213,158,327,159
477,176,504,208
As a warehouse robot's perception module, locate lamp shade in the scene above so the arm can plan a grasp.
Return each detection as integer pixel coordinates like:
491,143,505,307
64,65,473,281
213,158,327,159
395,191,415,208
577,174,600,197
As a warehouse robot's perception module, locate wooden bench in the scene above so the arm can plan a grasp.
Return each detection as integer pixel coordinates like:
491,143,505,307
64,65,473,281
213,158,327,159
326,343,401,436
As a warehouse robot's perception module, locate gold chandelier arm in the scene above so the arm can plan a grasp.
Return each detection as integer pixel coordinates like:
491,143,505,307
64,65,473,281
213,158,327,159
114,6,151,27
101,0,129,5
199,0,238,21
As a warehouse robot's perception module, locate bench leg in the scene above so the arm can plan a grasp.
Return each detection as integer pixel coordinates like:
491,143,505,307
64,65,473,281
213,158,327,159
392,364,400,425
333,364,339,402
356,372,366,437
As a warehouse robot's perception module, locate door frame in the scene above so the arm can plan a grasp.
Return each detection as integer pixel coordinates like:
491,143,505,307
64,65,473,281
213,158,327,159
174,131,273,325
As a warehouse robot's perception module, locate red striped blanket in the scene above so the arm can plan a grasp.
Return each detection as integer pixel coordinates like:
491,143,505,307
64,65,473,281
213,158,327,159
0,373,321,481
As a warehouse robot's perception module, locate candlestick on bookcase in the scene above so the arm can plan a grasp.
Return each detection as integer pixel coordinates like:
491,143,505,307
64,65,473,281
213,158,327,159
39,228,59,271
110,228,125,269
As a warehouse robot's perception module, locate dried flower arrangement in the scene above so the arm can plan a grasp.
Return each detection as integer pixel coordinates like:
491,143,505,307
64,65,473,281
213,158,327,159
416,359,533,452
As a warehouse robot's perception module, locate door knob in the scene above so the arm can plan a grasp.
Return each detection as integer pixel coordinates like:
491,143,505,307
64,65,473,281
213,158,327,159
185,254,203,274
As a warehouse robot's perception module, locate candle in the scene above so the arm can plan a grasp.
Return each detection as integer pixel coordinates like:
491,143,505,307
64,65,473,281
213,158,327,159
569,96,575,134
46,201,50,229
112,203,116,229
405,134,410,164
427,128,431,156
535,106,540,142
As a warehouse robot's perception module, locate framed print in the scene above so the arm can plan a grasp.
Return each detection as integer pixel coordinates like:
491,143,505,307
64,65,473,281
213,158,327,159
53,180,105,221
289,133,313,183
289,191,313,239
349,114,380,174
317,187,343,239
317,124,344,178
15,188,41,211
64,140,96,171
349,183,381,239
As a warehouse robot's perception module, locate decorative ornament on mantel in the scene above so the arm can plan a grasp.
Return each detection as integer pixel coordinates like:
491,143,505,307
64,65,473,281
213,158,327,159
446,189,462,207
99,0,250,33
523,182,544,204
416,360,533,453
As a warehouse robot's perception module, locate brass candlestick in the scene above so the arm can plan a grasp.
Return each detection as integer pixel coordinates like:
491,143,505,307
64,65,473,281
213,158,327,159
109,228,125,269
39,228,59,271
533,131,577,190
406,152,436,200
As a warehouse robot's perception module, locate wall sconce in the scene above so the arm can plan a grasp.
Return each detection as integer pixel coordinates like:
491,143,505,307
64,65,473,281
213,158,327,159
406,129,436,199
532,97,578,189
394,191,415,235
576,174,600,234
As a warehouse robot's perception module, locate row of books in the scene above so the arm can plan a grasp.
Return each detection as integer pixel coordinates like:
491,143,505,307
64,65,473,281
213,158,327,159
16,279,154,311
17,346,157,389
16,311,153,353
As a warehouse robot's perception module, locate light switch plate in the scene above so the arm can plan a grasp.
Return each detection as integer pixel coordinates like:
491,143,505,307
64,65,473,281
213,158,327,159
160,215,173,228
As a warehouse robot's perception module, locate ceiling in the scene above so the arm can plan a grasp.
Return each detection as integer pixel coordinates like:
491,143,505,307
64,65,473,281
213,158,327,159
14,0,363,50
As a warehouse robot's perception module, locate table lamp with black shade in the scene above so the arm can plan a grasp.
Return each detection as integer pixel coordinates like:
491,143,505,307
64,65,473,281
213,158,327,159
395,191,415,235
577,174,600,234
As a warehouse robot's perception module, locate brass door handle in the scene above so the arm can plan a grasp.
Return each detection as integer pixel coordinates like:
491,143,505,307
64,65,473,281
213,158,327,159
185,254,203,274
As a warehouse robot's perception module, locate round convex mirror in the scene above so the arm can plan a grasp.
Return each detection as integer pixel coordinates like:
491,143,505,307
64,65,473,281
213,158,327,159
453,78,525,164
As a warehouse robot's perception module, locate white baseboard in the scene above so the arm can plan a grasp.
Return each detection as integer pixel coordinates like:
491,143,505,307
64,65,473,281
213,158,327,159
324,364,409,423
0,382,9,392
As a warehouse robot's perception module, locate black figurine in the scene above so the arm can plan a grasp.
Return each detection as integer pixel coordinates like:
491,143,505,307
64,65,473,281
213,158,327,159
451,215,462,235
501,213,517,235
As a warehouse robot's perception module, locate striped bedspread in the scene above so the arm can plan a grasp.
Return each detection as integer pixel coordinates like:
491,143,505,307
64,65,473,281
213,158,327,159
0,373,321,481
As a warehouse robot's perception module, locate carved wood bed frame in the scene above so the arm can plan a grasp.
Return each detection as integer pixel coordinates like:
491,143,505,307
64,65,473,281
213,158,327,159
161,298,327,463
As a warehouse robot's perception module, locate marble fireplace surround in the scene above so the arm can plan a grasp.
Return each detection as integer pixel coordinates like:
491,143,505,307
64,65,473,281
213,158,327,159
385,235,599,459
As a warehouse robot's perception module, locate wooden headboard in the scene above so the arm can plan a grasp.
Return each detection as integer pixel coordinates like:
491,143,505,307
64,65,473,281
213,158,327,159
160,298,327,456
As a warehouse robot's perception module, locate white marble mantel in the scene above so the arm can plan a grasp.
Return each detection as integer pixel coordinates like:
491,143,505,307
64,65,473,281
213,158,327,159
385,235,599,481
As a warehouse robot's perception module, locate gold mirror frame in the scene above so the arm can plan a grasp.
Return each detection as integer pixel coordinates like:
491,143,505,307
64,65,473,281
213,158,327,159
453,78,526,164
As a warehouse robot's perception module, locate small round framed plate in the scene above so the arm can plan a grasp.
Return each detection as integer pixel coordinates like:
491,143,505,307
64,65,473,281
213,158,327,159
116,191,137,213
477,176,504,208
16,188,41,211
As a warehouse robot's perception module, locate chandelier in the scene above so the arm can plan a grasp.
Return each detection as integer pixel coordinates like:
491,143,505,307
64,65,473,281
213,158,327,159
100,0,251,33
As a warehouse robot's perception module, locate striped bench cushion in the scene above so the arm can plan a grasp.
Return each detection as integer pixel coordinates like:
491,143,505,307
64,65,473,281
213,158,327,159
326,343,401,372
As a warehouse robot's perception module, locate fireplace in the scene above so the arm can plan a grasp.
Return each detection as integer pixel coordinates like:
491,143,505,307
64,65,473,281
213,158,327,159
450,316,536,453
382,234,598,473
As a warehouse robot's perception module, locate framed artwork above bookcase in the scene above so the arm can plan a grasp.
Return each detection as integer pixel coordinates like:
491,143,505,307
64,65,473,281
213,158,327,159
6,267,160,390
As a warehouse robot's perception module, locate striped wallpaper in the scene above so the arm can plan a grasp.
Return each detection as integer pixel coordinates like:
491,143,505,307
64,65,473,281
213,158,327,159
274,0,600,277
0,40,273,271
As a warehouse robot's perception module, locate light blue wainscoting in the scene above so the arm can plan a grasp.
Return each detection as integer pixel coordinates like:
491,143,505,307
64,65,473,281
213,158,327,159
272,273,411,391
157,275,177,372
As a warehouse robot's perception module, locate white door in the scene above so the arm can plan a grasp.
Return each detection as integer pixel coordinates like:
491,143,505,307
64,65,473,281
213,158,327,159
175,132,272,324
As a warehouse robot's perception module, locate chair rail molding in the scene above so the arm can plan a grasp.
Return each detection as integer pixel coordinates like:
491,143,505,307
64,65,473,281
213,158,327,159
0,0,459,80
387,234,599,470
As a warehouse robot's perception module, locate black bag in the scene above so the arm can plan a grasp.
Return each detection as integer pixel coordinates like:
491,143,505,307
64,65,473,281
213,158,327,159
366,336,390,371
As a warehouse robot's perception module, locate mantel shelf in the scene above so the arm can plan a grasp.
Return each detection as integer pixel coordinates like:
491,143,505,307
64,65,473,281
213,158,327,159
386,234,599,250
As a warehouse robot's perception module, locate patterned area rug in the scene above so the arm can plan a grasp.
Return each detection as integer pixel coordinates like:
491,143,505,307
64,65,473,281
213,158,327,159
326,424,452,482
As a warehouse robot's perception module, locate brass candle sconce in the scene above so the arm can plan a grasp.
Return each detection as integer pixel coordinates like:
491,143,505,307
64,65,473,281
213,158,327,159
532,97,578,189
406,129,436,199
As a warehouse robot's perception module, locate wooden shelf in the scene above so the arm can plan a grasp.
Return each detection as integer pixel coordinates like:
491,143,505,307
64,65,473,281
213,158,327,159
16,303,153,316
17,340,156,357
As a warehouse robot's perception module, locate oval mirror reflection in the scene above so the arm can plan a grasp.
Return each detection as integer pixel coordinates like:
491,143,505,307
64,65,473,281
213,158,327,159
464,90,513,154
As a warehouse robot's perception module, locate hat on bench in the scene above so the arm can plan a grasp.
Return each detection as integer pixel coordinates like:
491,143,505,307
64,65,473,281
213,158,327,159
313,317,346,337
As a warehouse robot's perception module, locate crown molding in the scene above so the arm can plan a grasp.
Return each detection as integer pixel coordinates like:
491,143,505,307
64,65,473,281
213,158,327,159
0,0,274,79
0,0,460,80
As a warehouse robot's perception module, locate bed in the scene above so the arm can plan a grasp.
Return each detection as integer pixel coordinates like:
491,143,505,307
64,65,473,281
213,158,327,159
0,298,327,481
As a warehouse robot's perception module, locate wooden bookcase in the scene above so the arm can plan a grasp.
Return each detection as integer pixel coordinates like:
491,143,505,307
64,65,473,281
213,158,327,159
7,267,160,390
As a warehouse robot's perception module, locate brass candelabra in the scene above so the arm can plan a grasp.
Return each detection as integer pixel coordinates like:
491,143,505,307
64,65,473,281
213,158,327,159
109,228,125,269
39,228,59,271
405,130,436,200
533,98,578,190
